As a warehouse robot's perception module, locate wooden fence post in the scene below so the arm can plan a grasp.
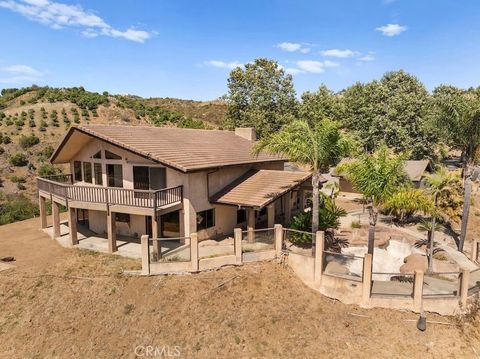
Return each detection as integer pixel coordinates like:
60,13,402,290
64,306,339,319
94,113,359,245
413,270,424,312
362,253,373,305
314,231,325,285
234,228,242,264
460,269,470,308
471,239,479,262
274,224,283,257
190,233,199,272
141,235,150,275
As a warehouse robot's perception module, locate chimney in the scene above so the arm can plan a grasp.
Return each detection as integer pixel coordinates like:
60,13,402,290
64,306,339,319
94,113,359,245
235,127,256,141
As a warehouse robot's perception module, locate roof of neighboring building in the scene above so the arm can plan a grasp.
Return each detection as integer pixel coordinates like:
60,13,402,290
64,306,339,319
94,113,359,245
50,125,286,172
210,169,317,209
332,158,432,182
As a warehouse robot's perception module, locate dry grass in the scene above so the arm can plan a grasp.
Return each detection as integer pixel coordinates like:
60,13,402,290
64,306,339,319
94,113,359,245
0,218,479,358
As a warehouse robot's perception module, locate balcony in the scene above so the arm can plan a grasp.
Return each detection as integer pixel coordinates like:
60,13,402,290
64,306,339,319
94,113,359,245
37,175,183,215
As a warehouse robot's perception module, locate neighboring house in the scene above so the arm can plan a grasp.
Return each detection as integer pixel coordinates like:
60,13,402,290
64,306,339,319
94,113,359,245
332,159,433,194
37,125,313,252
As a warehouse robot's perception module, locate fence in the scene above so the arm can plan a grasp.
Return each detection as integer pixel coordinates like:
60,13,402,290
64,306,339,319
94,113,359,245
469,268,480,295
371,272,415,297
283,228,315,257
242,228,275,253
149,236,191,263
323,250,364,282
422,272,461,298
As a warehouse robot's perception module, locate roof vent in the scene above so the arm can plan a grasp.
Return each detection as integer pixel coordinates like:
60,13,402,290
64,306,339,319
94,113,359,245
235,127,256,141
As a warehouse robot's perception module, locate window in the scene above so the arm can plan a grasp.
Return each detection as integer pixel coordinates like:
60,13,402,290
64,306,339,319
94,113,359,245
107,164,123,187
83,162,92,183
237,209,246,224
133,166,149,190
196,209,215,231
115,213,130,223
92,151,102,159
133,166,167,190
94,163,103,185
105,150,122,160
73,161,82,182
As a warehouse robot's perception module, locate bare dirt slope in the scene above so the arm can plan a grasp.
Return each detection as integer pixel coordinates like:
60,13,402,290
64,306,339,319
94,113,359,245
0,217,479,358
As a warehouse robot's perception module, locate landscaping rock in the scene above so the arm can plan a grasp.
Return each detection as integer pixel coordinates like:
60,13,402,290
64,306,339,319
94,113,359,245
400,254,428,273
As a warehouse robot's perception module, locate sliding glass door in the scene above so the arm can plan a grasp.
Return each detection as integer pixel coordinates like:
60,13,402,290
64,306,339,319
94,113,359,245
106,164,123,187
133,166,166,190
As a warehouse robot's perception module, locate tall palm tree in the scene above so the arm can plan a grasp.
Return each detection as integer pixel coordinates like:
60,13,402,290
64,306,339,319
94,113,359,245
253,119,354,235
338,146,409,254
434,87,480,251
424,167,457,272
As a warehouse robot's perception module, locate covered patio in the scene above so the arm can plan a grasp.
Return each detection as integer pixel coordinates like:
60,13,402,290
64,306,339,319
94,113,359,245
211,169,316,239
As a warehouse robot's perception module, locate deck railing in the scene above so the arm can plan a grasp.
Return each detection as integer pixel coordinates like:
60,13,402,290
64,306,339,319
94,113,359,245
37,176,183,210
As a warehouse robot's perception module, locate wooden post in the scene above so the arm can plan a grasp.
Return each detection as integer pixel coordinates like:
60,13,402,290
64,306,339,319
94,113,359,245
234,228,242,264
274,224,283,257
298,189,305,210
190,233,199,272
107,211,117,253
362,253,373,305
413,270,424,312
471,238,479,262
247,208,255,243
460,269,470,308
284,193,292,224
314,231,325,285
39,195,47,229
151,214,161,259
267,204,275,228
52,201,61,239
141,235,150,275
68,207,78,245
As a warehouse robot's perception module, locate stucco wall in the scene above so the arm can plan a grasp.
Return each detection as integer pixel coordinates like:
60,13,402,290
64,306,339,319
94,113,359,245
87,210,146,237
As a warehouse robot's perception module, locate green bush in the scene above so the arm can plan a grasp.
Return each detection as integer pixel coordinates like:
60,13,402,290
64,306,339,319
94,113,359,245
28,109,35,119
0,147,4,155
3,136,11,144
9,152,28,166
38,163,62,177
0,193,39,225
5,119,13,126
29,119,36,127
37,145,54,160
19,134,40,149
16,183,26,190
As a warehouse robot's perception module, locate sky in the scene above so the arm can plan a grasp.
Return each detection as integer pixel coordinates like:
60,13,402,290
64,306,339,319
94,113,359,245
0,0,479,100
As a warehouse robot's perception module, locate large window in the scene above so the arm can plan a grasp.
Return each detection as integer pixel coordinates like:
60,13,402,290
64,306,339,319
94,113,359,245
105,150,122,160
133,166,166,190
73,161,82,182
94,163,103,185
107,164,123,187
196,209,215,231
83,162,92,183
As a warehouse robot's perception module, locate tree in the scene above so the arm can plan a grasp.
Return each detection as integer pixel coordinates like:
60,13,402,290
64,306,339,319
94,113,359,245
433,86,480,251
338,146,409,254
341,70,437,159
299,85,343,126
224,58,298,138
424,167,458,271
253,119,354,239
9,153,28,167
382,188,433,223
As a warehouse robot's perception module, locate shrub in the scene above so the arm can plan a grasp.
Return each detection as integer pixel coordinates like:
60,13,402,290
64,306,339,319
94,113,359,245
0,193,39,225
19,134,40,149
38,163,62,177
37,145,54,160
16,183,26,190
351,220,361,229
10,175,26,183
5,118,13,126
9,152,28,166
29,119,36,127
3,136,11,144
20,100,26,106
28,109,35,119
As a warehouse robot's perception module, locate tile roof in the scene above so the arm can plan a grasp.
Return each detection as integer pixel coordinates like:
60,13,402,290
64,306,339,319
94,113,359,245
210,169,315,208
51,125,286,172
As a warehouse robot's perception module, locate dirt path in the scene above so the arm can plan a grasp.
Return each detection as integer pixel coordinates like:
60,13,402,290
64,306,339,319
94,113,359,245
0,219,479,358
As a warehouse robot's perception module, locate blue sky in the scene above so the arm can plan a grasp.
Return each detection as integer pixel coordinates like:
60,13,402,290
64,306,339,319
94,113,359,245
0,0,479,100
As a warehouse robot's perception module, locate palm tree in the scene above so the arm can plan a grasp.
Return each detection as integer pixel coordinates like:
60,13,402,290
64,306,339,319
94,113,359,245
253,119,354,236
434,87,480,251
338,146,409,254
424,167,457,271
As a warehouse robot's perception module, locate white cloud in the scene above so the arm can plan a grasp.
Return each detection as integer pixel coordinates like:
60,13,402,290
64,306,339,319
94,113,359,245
376,23,407,37
203,60,242,70
359,53,375,62
285,68,304,75
0,63,44,84
296,60,325,73
0,0,152,42
277,42,311,54
321,49,359,58
323,60,339,67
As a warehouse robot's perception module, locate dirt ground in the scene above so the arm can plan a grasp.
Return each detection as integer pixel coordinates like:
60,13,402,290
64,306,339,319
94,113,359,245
1,217,480,358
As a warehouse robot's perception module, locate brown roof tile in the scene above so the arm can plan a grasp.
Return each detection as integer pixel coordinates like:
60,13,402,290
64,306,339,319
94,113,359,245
211,169,314,208
51,125,286,172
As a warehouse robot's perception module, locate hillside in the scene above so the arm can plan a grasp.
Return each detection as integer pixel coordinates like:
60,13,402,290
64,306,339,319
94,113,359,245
0,86,227,219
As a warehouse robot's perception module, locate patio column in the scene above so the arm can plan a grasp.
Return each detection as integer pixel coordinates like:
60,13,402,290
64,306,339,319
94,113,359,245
68,207,78,246
151,214,161,259
247,208,255,243
107,211,117,253
284,192,292,225
179,209,185,237
39,195,47,229
52,201,61,239
267,204,275,228
413,270,424,312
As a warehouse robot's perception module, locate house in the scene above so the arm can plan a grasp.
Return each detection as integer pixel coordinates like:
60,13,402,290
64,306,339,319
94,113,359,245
37,125,314,253
332,159,433,194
